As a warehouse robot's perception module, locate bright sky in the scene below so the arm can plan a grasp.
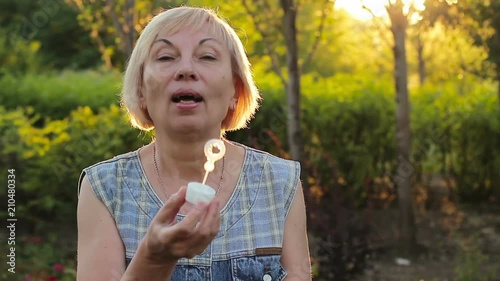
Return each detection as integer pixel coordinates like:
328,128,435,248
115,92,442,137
335,0,426,21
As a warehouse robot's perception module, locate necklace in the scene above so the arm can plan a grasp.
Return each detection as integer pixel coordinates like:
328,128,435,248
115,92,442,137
153,142,225,200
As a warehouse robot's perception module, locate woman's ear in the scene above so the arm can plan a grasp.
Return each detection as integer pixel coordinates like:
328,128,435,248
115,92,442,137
139,97,146,110
138,87,147,109
229,100,236,111
138,64,148,109
231,77,243,110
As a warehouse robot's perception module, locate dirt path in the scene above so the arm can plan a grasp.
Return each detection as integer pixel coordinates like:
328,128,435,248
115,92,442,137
353,204,500,281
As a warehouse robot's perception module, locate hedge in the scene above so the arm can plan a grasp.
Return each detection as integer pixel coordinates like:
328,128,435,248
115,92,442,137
0,71,498,232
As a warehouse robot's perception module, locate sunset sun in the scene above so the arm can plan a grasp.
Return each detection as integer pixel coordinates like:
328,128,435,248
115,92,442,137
335,0,426,21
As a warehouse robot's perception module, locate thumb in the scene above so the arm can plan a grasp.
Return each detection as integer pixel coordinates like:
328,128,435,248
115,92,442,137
153,186,187,224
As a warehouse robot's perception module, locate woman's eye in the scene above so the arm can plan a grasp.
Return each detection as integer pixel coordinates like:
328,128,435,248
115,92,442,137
158,56,174,61
200,55,216,61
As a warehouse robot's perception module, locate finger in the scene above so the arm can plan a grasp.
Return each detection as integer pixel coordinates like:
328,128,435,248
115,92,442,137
184,201,221,257
196,199,221,236
175,201,209,232
154,186,187,224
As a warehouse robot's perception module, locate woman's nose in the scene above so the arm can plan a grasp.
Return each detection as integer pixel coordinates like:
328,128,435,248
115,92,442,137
174,60,198,81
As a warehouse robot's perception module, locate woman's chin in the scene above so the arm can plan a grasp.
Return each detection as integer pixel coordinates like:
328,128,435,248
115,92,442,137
169,121,210,135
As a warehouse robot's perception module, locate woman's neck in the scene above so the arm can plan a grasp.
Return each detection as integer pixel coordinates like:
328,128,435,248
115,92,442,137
153,132,224,181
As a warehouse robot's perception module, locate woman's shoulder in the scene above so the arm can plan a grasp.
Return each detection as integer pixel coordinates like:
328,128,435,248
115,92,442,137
233,142,301,214
231,142,301,180
78,148,142,196
235,142,299,166
85,149,140,170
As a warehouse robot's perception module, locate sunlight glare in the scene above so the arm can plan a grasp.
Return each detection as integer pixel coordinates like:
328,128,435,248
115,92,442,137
335,0,426,21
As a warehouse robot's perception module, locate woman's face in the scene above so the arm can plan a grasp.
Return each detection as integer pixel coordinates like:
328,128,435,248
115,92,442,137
142,25,236,135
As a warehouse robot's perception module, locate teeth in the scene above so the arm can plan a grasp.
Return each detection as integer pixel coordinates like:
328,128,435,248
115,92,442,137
172,95,202,103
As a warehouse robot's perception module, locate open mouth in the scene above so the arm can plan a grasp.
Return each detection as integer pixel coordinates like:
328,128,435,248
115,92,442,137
171,91,203,103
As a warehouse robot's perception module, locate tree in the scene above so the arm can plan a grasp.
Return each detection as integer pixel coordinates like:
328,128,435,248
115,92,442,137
386,0,417,258
106,0,137,61
66,0,116,68
65,0,182,70
0,0,101,72
412,0,456,86
239,0,335,187
421,0,500,97
280,0,306,174
460,0,500,98
363,0,417,258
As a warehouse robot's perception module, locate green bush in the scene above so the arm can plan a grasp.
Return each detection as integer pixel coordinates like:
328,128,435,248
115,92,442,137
0,106,37,228
231,72,397,207
0,28,44,76
232,73,499,205
0,105,150,232
0,72,498,234
412,77,500,202
0,70,122,119
302,73,397,205
453,233,498,281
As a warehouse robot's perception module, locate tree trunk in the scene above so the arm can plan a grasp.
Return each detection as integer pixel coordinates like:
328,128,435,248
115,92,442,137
107,0,136,60
280,0,308,185
123,0,136,59
417,35,426,86
92,29,113,69
497,63,500,103
387,0,417,258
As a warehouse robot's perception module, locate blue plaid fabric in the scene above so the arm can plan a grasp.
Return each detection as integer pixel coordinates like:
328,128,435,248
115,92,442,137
80,144,300,280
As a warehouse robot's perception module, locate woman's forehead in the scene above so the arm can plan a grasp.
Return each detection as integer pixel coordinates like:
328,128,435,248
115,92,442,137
156,24,223,42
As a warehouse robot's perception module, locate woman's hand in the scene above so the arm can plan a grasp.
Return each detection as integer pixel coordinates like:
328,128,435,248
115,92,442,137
123,186,220,280
140,185,221,264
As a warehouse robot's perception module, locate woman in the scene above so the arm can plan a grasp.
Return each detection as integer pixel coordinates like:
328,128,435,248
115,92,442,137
77,6,310,281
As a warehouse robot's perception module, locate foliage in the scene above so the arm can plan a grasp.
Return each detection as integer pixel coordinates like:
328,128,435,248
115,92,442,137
0,0,492,85
459,0,500,79
0,235,76,281
0,72,497,280
454,234,498,281
421,0,500,81
0,107,36,224
0,0,101,72
0,28,43,76
0,70,122,119
0,1,498,279
232,72,500,206
302,73,396,206
407,23,490,85
0,71,494,232
0,105,150,232
412,77,500,202
0,71,496,234
65,0,187,69
250,71,396,207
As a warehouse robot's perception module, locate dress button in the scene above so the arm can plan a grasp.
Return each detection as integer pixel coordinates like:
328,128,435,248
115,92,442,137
263,273,272,281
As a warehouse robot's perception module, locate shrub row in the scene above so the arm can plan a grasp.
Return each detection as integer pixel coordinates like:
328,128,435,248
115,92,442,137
0,70,122,119
0,71,498,232
0,105,150,231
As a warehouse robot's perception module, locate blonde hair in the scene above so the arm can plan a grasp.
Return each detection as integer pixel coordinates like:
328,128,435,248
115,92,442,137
121,6,260,133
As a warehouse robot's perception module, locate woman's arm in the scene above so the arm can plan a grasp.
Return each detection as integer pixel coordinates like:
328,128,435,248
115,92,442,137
281,182,312,280
77,175,127,280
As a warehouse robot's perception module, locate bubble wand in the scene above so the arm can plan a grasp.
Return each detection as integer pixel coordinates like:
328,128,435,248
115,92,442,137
201,139,226,185
185,139,226,205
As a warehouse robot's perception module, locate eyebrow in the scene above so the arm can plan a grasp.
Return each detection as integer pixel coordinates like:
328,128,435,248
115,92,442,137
199,38,222,46
153,37,222,47
154,38,173,46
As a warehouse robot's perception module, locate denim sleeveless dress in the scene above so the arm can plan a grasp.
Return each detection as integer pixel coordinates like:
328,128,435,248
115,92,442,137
80,145,300,281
